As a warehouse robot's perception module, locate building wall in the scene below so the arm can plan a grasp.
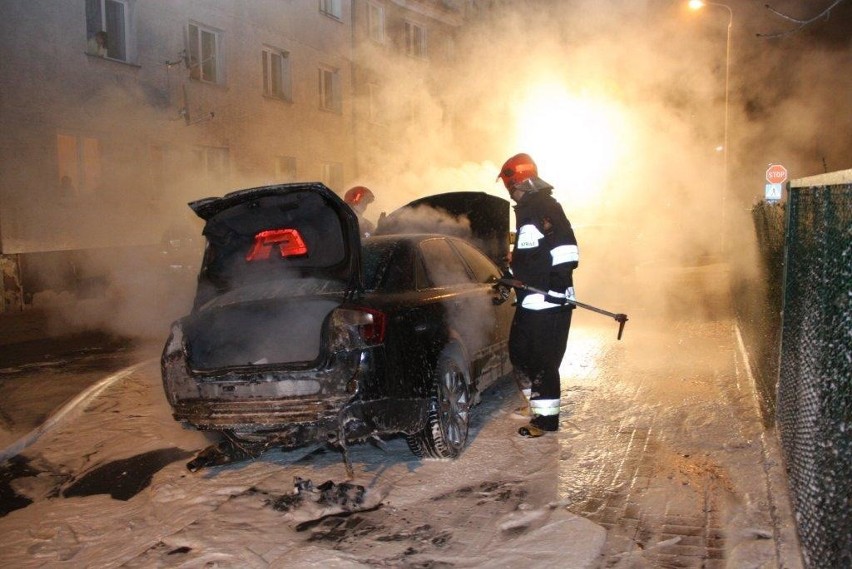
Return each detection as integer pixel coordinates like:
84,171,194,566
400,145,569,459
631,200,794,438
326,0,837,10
350,0,463,183
0,0,468,309
0,0,357,254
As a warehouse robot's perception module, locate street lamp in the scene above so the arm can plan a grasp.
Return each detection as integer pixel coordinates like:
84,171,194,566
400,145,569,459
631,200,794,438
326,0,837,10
689,0,732,253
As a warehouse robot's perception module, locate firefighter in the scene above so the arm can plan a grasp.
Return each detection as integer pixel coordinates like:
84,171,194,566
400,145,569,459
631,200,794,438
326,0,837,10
498,153,579,437
344,185,376,237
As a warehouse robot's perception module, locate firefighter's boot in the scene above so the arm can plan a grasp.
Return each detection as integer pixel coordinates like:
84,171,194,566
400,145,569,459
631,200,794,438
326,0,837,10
518,423,546,437
517,414,558,437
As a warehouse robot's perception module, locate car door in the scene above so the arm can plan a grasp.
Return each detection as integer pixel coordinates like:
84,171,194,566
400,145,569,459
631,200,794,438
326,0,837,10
418,237,498,386
447,238,514,389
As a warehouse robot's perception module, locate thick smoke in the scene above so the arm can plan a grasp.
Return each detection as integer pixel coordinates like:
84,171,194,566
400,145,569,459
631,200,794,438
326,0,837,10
354,0,850,321
347,2,723,320
21,0,850,337
377,205,472,239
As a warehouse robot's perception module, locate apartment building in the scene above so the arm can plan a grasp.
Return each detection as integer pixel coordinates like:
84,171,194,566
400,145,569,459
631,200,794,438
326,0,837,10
0,0,469,311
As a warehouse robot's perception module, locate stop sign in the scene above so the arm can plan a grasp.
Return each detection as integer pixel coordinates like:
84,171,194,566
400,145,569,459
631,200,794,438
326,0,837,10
766,164,788,184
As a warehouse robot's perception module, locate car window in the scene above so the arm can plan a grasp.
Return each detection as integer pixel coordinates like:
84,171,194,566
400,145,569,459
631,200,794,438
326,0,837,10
419,238,474,288
363,240,416,292
449,239,500,284
414,255,429,290
362,241,390,291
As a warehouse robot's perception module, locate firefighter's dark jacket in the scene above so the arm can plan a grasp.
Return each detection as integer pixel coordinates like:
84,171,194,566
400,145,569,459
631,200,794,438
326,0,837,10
356,212,375,237
511,187,579,309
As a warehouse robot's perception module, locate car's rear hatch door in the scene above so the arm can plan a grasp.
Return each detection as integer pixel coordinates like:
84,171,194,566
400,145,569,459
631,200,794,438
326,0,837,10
376,191,510,267
185,183,361,369
191,183,362,301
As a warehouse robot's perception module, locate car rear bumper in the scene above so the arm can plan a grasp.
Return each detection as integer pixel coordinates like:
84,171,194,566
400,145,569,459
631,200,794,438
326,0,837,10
171,395,429,447
162,328,429,447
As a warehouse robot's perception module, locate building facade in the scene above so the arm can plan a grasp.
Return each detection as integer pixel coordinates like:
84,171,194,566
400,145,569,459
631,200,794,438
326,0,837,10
0,0,469,310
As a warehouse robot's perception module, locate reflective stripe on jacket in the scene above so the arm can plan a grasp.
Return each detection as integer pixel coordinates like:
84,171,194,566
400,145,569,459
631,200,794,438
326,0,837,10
511,189,578,311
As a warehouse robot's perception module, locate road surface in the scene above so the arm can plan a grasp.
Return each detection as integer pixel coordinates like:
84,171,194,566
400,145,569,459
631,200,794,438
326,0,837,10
0,312,803,568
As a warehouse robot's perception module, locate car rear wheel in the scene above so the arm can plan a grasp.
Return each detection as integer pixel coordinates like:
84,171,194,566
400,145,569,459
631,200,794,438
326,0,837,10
406,345,471,459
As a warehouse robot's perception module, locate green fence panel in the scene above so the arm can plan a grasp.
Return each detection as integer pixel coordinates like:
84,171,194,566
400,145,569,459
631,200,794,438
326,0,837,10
777,182,851,569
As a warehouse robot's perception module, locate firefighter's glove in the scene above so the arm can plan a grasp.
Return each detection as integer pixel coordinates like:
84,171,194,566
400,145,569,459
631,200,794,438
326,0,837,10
492,281,512,305
493,269,516,304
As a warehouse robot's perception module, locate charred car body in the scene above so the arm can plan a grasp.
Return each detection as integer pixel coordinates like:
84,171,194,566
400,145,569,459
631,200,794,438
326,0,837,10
161,183,514,467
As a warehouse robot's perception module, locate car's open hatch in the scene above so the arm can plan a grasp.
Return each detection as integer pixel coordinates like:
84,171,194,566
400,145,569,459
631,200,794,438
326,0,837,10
190,183,362,306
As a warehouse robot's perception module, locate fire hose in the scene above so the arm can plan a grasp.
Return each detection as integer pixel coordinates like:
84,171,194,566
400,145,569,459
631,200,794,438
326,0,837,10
497,278,629,340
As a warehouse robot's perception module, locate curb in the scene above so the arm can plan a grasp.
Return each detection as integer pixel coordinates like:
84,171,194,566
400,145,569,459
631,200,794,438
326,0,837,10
734,324,804,569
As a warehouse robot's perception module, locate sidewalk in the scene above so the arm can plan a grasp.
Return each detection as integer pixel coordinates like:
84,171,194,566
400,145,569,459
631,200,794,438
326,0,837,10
555,305,804,568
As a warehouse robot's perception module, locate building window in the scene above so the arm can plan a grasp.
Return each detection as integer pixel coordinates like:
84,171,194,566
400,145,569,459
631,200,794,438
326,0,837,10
404,21,426,59
319,0,342,20
318,66,342,113
321,162,343,192
187,22,223,84
85,0,135,62
192,146,230,191
57,133,102,196
275,156,297,182
263,47,292,101
367,2,385,44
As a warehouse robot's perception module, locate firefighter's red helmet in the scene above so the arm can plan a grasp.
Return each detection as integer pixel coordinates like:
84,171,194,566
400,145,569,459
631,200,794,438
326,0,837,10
344,186,375,206
497,153,538,191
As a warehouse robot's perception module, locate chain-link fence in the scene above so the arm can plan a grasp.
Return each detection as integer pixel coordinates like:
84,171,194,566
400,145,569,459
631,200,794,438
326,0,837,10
776,179,851,569
737,202,786,423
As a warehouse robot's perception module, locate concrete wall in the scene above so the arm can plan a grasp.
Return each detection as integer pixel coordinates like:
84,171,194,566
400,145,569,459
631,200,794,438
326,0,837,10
0,255,24,311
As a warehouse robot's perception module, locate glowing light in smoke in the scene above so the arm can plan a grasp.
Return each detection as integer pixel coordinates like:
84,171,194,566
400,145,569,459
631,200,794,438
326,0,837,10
512,84,629,209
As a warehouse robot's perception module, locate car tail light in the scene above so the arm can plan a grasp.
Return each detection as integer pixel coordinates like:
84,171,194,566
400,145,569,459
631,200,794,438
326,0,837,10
329,306,387,351
163,322,185,357
246,229,307,261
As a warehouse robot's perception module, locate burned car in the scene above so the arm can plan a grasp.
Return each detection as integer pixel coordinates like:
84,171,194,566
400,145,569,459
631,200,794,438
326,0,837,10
161,183,514,468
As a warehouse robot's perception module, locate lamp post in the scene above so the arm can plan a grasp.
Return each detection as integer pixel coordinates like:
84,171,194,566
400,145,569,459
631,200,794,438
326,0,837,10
689,0,732,253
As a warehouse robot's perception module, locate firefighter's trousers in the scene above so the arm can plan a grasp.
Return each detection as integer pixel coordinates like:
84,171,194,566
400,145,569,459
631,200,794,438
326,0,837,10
508,306,572,431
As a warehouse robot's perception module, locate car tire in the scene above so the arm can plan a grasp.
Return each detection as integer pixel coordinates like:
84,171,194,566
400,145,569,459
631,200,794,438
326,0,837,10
406,345,471,459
